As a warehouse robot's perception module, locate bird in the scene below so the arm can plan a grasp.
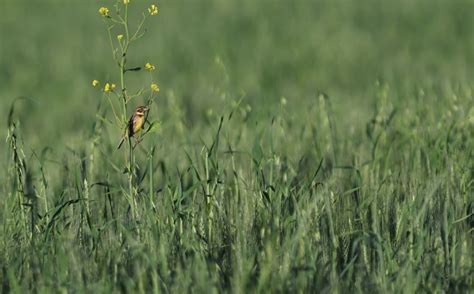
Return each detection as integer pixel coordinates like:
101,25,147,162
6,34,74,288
116,105,150,150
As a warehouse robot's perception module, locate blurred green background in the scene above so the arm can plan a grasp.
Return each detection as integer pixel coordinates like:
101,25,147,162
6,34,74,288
1,1,473,292
1,0,474,146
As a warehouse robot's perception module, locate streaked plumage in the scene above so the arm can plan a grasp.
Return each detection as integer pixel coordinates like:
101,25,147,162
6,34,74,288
117,106,149,149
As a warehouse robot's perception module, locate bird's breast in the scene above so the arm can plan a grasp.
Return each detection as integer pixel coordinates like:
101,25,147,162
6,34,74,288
133,116,145,134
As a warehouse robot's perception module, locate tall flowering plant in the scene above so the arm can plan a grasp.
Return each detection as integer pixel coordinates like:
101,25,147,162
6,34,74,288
93,0,161,224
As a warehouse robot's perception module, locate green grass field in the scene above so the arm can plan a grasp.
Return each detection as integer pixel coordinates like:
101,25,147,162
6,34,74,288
0,0,473,292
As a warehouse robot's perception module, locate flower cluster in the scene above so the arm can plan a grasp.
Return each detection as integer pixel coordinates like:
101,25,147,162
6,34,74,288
148,4,159,16
104,82,116,93
99,7,109,16
144,62,155,71
150,83,160,92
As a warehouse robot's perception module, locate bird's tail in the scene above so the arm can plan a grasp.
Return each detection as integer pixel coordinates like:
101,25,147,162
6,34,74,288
116,137,125,150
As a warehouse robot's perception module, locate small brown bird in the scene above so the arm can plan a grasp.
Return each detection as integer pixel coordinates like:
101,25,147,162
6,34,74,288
117,105,149,150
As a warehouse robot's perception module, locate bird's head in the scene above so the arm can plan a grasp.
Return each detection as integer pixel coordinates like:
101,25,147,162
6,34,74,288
135,106,149,116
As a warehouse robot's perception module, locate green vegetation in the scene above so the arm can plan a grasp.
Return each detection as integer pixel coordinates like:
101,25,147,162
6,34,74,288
0,0,473,292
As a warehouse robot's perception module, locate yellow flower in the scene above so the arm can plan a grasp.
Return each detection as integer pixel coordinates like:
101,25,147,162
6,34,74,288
148,4,159,16
150,83,160,92
99,7,109,16
144,62,155,71
104,83,111,92
104,82,116,93
123,0,130,4
117,34,124,41
92,80,99,87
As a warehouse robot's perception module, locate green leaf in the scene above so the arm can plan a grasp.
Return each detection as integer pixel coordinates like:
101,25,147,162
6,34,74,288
145,120,161,134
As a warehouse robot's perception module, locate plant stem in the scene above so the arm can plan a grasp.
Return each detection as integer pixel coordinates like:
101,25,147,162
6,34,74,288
117,3,138,227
